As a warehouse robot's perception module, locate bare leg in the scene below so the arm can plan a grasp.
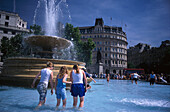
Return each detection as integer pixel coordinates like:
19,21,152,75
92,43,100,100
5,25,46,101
131,80,133,84
79,96,84,108
57,99,61,107
135,81,137,84
63,99,66,108
73,97,78,107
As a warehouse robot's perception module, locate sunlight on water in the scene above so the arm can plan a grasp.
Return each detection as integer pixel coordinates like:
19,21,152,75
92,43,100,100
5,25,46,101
0,79,170,112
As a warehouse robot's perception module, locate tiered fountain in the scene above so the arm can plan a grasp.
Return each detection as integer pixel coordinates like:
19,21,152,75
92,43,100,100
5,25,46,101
0,0,89,87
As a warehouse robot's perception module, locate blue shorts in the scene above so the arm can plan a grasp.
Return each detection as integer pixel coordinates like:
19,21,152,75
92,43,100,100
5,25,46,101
71,84,85,97
56,87,66,100
37,82,47,101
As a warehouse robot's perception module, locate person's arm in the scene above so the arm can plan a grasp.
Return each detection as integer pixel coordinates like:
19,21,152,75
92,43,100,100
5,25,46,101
83,71,87,92
86,72,96,83
50,72,54,95
90,77,96,83
31,72,41,88
70,71,73,92
55,76,57,94
63,74,72,84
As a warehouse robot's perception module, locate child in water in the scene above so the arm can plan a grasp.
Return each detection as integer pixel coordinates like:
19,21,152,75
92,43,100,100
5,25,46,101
55,66,72,109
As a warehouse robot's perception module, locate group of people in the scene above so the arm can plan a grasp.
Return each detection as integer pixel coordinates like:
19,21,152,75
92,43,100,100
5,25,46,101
31,61,96,109
130,71,160,85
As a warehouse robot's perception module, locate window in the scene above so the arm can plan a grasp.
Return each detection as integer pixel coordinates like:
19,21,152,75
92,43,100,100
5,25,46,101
3,30,8,34
0,14,1,18
105,60,107,64
5,22,9,27
6,15,9,20
112,48,114,51
94,48,96,51
97,42,99,44
105,53,107,58
99,41,102,44
113,60,115,64
115,61,117,64
105,47,107,51
19,22,21,25
12,32,16,35
108,47,110,51
108,60,110,65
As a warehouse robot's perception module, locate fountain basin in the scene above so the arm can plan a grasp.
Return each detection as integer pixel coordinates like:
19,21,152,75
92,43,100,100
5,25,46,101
0,57,91,87
25,35,71,50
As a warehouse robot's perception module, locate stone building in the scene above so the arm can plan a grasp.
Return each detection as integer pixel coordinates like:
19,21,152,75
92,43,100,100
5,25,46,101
127,40,170,73
0,10,29,41
78,18,128,75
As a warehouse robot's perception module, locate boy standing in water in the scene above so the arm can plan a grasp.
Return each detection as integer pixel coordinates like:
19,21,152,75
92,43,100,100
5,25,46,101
31,61,54,107
82,68,96,89
131,72,140,84
55,66,72,109
150,71,156,85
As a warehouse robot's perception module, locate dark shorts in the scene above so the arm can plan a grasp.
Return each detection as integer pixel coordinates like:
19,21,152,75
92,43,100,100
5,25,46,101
37,82,47,101
71,84,85,97
150,78,155,84
133,78,138,81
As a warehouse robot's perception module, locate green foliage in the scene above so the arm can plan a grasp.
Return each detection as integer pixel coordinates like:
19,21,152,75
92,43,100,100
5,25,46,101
0,34,23,61
127,63,136,68
1,37,10,60
64,23,96,65
64,23,74,40
159,47,170,74
30,24,44,35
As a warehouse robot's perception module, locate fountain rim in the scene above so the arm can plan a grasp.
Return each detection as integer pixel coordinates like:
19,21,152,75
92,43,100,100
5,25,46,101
5,57,86,65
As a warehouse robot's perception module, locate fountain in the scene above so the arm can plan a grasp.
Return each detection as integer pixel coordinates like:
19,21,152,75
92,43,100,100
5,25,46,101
0,0,90,87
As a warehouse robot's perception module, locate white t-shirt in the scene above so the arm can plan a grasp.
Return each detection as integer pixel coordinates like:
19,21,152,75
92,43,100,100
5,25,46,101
40,68,52,85
133,73,139,79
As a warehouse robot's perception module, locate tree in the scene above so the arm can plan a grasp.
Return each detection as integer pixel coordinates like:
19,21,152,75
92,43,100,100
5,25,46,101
64,23,95,65
127,63,136,68
9,34,23,56
30,24,44,35
64,23,73,40
1,37,10,61
159,47,170,74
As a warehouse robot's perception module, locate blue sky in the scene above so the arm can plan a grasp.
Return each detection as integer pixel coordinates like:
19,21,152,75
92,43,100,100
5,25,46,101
0,0,170,47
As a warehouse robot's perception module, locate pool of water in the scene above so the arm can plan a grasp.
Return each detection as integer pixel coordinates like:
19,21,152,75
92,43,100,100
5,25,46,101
0,79,170,112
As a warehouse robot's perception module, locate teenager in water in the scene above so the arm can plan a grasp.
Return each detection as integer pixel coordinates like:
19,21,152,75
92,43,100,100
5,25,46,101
70,65,87,108
31,61,54,107
55,66,72,109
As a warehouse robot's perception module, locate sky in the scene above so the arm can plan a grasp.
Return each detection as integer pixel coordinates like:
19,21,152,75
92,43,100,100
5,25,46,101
0,0,170,47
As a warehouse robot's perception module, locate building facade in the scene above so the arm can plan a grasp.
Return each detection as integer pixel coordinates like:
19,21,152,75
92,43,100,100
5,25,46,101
0,10,29,41
78,18,128,75
127,40,170,73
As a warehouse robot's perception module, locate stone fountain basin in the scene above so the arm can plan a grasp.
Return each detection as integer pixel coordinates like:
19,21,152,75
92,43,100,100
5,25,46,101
0,57,91,88
25,35,71,50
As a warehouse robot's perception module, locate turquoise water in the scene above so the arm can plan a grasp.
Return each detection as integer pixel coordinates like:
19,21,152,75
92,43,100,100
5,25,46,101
0,79,170,112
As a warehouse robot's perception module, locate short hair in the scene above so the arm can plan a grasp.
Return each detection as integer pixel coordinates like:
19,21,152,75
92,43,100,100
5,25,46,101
47,61,53,67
